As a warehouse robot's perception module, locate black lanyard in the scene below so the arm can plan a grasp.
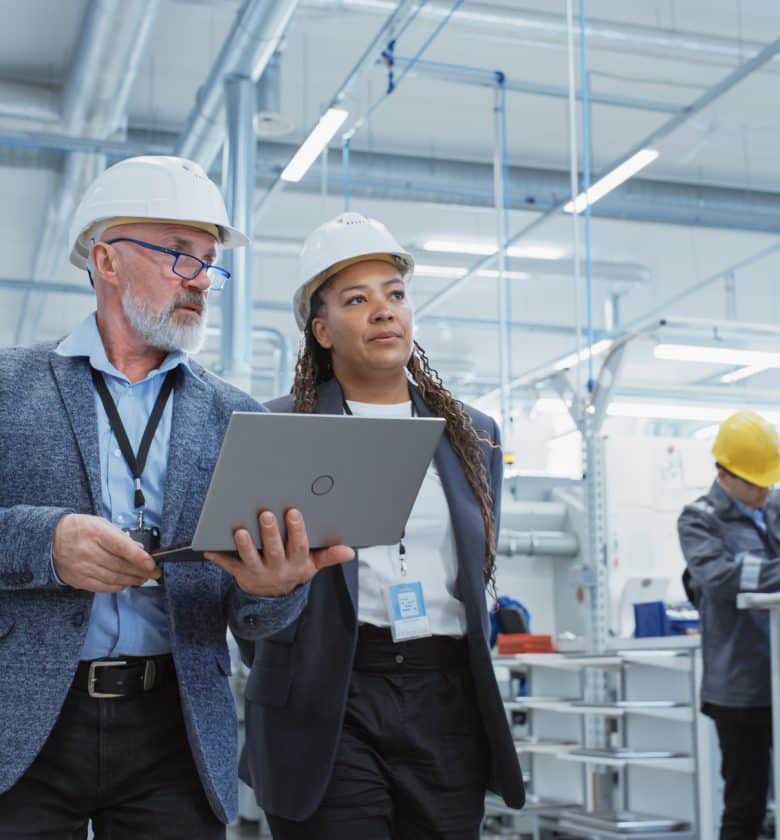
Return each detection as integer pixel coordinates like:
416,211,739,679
90,367,177,510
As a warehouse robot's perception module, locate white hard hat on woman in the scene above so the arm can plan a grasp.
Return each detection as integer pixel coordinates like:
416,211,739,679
293,211,414,330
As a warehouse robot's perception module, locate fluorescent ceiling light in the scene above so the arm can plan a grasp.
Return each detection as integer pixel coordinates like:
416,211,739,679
413,264,467,279
654,343,780,368
552,339,613,371
422,238,565,260
720,365,771,384
607,401,780,424
534,396,780,425
511,244,565,260
478,268,531,281
413,264,530,281
564,148,659,214
423,238,495,256
281,108,349,183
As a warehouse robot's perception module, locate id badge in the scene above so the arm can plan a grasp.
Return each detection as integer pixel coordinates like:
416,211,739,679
123,526,162,588
385,580,432,641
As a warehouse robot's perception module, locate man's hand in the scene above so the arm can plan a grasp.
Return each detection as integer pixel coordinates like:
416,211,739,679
52,513,161,592
204,508,354,597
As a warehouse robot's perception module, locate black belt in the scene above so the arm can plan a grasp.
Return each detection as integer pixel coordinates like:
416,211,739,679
74,655,175,699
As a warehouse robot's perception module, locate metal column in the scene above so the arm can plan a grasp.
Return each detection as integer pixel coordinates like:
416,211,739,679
221,74,256,392
342,138,351,211
493,73,512,448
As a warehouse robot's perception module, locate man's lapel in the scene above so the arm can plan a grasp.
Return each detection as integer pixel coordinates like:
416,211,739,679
160,370,214,546
49,352,102,513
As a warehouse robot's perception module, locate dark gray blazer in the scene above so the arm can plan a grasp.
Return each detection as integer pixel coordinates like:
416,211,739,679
0,341,308,823
239,377,525,820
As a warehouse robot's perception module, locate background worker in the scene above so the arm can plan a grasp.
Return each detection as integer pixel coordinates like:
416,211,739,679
239,212,525,839
678,410,780,840
0,155,352,839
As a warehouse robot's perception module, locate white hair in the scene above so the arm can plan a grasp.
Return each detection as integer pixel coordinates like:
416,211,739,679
121,286,207,353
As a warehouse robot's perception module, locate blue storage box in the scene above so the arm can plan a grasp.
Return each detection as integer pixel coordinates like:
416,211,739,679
634,601,699,637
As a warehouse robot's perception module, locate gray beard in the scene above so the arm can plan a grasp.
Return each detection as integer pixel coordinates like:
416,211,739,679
121,288,207,354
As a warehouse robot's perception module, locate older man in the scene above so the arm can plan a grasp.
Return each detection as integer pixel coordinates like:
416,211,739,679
0,155,351,839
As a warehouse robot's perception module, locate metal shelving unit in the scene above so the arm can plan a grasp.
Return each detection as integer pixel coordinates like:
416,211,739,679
489,640,710,838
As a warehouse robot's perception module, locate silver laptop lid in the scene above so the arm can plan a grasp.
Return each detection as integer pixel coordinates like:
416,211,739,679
191,412,446,551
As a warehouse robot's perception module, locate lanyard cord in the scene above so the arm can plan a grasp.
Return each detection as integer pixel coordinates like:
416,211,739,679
342,391,415,575
90,367,177,510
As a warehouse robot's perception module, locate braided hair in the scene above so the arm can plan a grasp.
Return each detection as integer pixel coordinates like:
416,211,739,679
291,283,498,592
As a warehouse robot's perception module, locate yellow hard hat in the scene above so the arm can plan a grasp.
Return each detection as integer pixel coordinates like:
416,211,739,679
712,411,780,487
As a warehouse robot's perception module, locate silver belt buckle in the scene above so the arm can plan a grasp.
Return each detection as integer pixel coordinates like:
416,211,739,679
87,659,128,699
143,658,157,691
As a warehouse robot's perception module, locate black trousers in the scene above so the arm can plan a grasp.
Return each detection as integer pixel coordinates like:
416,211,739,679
0,668,224,839
267,627,490,840
703,702,772,840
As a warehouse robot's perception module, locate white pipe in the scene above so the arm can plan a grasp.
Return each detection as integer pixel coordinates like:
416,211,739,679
497,529,579,558
0,81,59,123
15,0,160,345
176,0,299,169
302,0,780,69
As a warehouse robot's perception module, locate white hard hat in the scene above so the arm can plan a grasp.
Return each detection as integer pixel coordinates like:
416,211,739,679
69,155,249,270
293,212,414,330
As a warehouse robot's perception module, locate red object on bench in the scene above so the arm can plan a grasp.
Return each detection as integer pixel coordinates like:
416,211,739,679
496,633,556,655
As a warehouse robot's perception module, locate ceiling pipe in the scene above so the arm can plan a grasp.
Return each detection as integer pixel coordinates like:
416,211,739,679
255,142,780,234
0,80,60,123
15,0,162,346
253,0,427,224
250,235,652,284
175,0,299,170
388,56,682,115
302,0,780,70
15,0,123,344
420,35,780,322
4,126,780,235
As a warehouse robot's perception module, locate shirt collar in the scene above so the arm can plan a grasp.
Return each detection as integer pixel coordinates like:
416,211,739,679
733,497,766,523
55,312,201,384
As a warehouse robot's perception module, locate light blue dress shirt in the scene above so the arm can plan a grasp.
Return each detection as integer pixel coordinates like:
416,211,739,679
734,498,767,533
55,313,201,659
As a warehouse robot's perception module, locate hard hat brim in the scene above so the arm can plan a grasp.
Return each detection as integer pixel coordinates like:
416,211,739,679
69,217,249,270
725,461,780,488
294,252,413,330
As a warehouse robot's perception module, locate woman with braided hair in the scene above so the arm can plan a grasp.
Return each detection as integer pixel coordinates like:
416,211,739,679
239,213,525,840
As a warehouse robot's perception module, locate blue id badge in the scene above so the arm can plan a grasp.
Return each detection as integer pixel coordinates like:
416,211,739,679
385,580,432,641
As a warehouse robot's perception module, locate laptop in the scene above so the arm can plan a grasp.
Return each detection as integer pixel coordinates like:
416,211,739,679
152,411,446,560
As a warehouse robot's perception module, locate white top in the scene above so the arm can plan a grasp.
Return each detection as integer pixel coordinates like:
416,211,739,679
346,398,467,637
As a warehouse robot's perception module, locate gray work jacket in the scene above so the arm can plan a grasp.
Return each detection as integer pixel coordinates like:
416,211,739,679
678,480,780,707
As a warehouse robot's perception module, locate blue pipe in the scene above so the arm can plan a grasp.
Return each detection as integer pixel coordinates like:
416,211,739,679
496,72,513,424
357,0,464,130
579,0,595,390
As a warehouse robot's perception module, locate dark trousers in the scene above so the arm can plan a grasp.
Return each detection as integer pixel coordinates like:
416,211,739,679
704,703,772,840
0,670,224,839
267,627,489,840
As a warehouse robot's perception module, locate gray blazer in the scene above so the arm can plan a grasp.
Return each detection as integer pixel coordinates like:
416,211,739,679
678,480,780,707
0,341,308,823
239,377,525,820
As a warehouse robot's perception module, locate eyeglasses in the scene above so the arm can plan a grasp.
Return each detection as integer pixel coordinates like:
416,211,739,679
106,237,231,291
